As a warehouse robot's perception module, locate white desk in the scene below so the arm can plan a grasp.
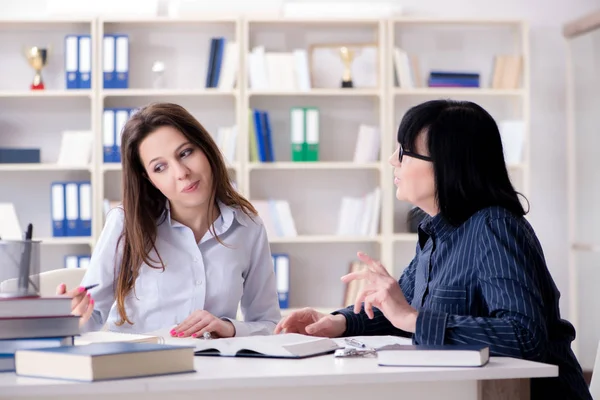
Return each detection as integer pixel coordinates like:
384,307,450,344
0,355,557,400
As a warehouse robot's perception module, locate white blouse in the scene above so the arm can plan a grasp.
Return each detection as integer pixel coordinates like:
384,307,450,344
80,202,281,336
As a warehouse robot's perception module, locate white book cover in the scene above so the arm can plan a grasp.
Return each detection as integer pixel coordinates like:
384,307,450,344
57,131,93,166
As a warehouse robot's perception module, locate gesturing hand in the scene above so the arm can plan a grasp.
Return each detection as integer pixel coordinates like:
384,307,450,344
341,252,418,333
273,307,346,337
172,310,235,338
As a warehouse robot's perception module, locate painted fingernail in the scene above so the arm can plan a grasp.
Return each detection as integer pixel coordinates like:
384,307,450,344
191,333,197,338
90,299,95,305
78,287,85,293
178,332,185,337
87,292,91,297
170,329,176,336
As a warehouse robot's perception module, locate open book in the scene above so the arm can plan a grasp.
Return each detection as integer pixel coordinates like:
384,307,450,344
75,331,162,346
161,333,340,359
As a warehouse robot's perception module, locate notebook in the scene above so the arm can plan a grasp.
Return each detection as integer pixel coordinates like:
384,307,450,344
161,333,340,359
15,342,195,381
377,344,490,367
75,331,162,345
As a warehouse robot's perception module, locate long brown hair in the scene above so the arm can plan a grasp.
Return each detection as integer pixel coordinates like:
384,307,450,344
115,102,257,326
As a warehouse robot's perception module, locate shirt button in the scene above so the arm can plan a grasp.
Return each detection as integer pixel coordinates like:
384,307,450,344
195,280,202,285
193,257,199,262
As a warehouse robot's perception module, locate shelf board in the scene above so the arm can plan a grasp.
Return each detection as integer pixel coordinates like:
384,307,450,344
247,17,381,25
0,90,92,98
102,16,239,24
269,235,381,244
36,237,93,246
0,164,91,172
248,89,380,97
393,233,418,242
248,162,381,171
101,89,237,98
394,88,524,97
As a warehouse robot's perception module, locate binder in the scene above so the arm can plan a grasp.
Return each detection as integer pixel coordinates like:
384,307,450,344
102,109,115,163
273,254,290,309
305,107,319,162
65,182,79,237
78,35,92,89
64,35,78,90
290,107,305,162
212,37,226,87
115,35,129,89
205,38,218,88
114,108,130,163
261,111,274,162
50,182,66,237
64,255,78,269
78,182,92,237
78,255,91,269
252,109,267,162
102,35,115,89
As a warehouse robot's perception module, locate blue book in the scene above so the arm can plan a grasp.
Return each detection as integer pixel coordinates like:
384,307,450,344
15,342,196,381
377,344,489,367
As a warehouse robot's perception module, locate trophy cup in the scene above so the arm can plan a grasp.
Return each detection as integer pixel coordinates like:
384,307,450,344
24,46,49,90
339,46,355,88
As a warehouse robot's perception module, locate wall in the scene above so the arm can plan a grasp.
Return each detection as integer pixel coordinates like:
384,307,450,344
1,0,599,363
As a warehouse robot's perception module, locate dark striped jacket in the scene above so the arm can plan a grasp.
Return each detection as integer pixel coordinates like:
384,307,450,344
336,206,591,400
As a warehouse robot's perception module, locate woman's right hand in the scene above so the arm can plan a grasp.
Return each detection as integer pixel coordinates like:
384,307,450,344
56,284,95,327
274,307,347,337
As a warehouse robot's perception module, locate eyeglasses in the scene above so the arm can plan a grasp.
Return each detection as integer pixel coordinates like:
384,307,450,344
398,144,433,163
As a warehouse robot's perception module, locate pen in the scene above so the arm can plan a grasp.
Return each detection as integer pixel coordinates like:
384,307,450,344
344,338,367,348
83,284,99,291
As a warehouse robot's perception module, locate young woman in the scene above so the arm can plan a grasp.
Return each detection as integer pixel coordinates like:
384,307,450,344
58,102,280,338
275,100,591,400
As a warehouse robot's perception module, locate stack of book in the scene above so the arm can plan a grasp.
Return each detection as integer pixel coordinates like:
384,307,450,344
0,296,79,372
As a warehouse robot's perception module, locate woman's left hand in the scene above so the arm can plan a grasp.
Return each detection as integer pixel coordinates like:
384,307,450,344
341,252,418,333
172,310,236,338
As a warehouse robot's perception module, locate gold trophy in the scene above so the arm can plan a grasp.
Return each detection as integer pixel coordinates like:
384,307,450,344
339,46,355,88
24,46,49,90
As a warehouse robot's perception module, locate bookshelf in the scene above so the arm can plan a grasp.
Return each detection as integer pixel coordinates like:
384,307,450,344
0,16,530,317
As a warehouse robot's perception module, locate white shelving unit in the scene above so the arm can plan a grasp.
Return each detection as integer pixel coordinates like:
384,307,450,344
0,16,530,315
0,17,97,268
388,17,530,277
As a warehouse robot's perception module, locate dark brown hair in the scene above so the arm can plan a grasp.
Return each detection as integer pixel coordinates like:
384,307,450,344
115,102,256,326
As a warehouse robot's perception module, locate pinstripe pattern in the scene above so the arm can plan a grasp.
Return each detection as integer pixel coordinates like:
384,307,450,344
336,206,591,400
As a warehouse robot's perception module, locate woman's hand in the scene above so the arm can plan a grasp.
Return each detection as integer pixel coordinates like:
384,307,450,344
274,307,346,337
341,252,418,333
56,283,95,327
172,310,235,338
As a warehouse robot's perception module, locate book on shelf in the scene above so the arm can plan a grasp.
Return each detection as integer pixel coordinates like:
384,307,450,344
352,124,380,163
343,260,368,307
377,344,490,367
205,37,239,90
336,187,381,236
252,200,297,239
491,54,522,89
249,109,275,162
56,130,93,166
15,342,195,381
427,71,480,88
211,124,238,165
393,47,421,89
160,332,340,359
